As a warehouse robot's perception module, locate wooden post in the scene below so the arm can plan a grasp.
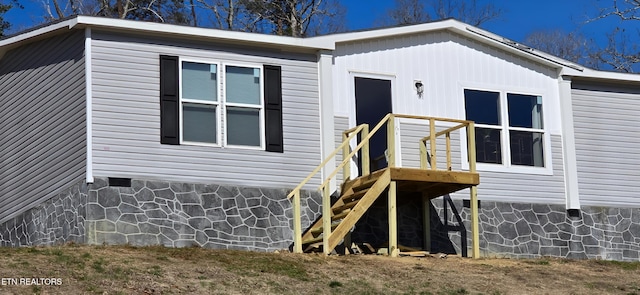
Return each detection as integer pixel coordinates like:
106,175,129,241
387,115,396,168
419,141,427,169
362,124,370,176
343,231,352,255
446,132,451,171
422,193,431,252
293,190,302,253
322,186,332,255
429,118,436,170
388,180,398,257
467,122,480,259
342,133,350,182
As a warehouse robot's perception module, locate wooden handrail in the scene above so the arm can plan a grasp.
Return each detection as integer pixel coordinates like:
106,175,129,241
419,121,471,171
288,112,478,255
318,114,392,190
393,114,472,124
286,124,366,199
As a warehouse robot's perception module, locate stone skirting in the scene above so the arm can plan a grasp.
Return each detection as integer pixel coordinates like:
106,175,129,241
0,181,87,247
84,178,322,252
436,198,640,261
2,179,639,261
352,195,640,261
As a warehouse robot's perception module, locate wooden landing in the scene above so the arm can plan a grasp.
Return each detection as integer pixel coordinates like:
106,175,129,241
347,167,479,199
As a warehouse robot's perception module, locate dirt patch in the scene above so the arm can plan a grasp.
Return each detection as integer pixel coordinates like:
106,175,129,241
0,245,639,294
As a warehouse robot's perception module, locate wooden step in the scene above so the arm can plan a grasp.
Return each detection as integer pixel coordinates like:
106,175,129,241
332,199,359,214
331,209,351,221
352,177,380,191
340,189,368,202
301,235,323,245
310,223,339,235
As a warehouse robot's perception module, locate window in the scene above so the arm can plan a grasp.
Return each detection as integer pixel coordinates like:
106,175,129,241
464,89,545,168
159,55,283,152
180,61,263,148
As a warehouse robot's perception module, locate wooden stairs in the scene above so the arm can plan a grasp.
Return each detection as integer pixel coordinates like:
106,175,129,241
299,167,480,254
288,114,481,257
301,169,390,253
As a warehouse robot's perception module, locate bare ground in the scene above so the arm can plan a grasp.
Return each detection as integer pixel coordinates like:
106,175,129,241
0,244,639,295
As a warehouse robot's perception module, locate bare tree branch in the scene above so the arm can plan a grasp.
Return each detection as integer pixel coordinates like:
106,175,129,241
586,0,640,72
523,29,596,66
385,0,501,27
589,0,640,22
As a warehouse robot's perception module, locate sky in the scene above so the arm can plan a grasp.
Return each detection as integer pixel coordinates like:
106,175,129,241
2,0,630,46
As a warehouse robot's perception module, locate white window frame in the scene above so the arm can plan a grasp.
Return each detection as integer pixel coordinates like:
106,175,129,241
460,85,553,175
179,57,222,147
178,57,265,150
222,62,265,150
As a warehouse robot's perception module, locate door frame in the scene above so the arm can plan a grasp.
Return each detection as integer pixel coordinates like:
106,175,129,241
348,70,402,175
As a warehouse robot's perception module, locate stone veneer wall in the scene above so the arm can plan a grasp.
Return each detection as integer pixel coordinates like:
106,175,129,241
437,198,640,261
353,195,640,261
0,181,87,246
84,178,322,252
2,179,639,261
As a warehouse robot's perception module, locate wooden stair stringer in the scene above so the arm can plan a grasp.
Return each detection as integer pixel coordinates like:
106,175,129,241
300,172,383,242
326,169,391,253
340,169,388,198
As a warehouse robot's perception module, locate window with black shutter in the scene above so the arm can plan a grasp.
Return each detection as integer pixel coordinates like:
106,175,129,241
159,55,283,152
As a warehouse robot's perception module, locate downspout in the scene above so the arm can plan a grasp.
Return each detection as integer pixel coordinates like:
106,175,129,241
317,50,335,192
559,76,580,209
85,27,94,183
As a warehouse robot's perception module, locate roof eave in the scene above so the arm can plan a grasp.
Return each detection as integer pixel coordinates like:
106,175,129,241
564,68,640,83
74,16,332,51
310,19,582,73
0,18,79,57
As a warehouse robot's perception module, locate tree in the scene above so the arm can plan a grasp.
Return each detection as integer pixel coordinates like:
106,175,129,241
197,0,261,31
43,0,192,25
523,30,594,66
1,0,22,37
431,0,501,26
590,28,640,72
385,0,502,27
200,0,345,37
388,0,428,25
588,0,640,72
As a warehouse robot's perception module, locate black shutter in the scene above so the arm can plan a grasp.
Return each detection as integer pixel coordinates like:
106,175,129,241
264,65,283,152
159,55,180,145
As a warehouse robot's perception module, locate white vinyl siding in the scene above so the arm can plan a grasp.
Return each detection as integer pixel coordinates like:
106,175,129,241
0,31,87,223
571,82,640,207
90,30,321,188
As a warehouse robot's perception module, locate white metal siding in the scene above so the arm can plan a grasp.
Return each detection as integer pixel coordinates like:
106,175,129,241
331,30,565,205
332,31,563,136
334,116,349,184
90,31,321,188
399,123,565,204
572,82,640,207
0,31,87,223
399,123,463,171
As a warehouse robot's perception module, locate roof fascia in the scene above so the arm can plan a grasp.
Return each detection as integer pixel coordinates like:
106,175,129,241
0,18,78,57
460,25,583,71
310,19,581,72
306,19,458,46
74,16,332,51
564,68,640,83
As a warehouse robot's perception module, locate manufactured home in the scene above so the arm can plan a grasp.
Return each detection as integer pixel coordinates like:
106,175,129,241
1,16,639,261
